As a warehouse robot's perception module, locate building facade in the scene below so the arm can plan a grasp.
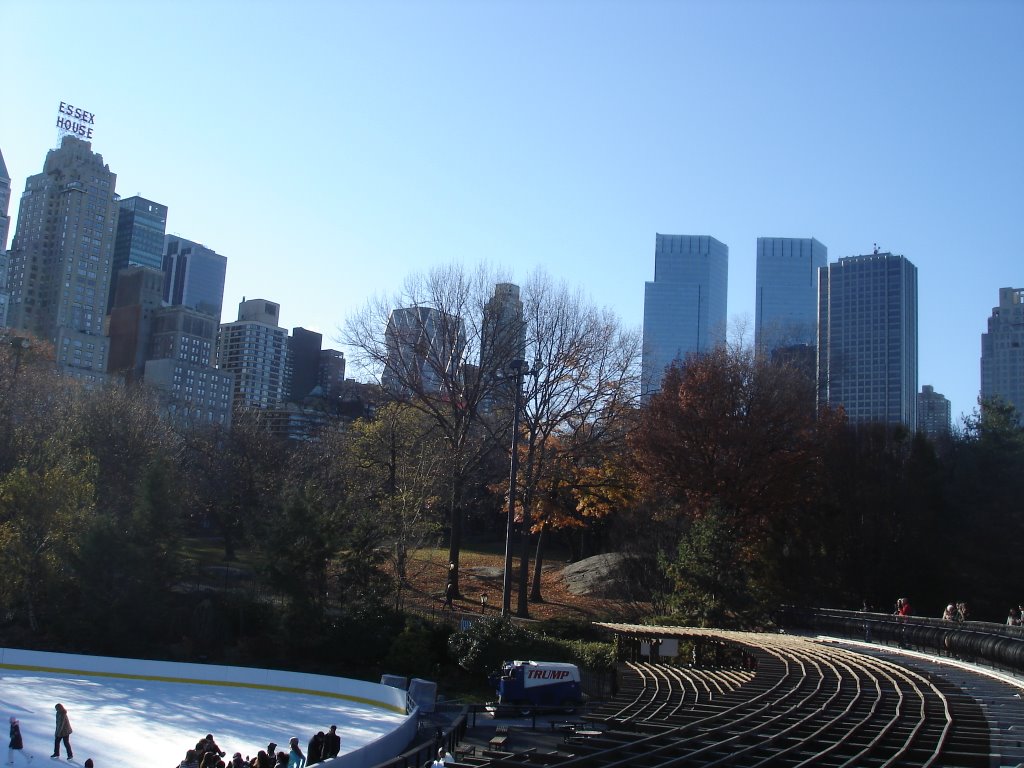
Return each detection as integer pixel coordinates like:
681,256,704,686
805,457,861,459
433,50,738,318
755,237,827,354
6,136,119,380
286,327,323,402
382,305,466,397
0,146,11,327
980,287,1024,423
106,265,165,379
216,298,288,409
107,196,167,312
143,304,231,427
163,236,227,320
642,234,728,395
143,357,234,428
817,252,918,430
918,384,951,439
319,348,346,398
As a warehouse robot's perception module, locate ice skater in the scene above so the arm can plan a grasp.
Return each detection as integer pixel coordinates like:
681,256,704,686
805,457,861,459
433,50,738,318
51,705,71,760
8,716,33,765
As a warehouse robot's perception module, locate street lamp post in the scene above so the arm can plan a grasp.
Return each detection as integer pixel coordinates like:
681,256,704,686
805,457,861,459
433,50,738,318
501,359,530,617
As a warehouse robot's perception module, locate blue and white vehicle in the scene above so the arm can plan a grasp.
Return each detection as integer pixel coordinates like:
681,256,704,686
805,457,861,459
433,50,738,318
490,660,584,708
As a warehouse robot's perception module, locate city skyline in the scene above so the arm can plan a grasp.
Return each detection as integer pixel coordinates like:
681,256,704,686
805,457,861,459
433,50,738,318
3,1,1022,422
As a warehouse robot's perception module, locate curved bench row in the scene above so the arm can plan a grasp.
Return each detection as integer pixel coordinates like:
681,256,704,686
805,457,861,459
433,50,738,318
453,626,992,768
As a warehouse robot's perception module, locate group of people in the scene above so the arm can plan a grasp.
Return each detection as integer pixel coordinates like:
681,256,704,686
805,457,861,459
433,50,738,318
9,708,346,768
942,602,970,622
176,726,343,768
1005,606,1024,626
8,704,92,768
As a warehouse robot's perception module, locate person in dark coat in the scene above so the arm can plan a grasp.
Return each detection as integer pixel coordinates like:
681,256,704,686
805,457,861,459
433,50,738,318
321,726,340,760
52,704,72,759
306,732,324,765
8,716,33,765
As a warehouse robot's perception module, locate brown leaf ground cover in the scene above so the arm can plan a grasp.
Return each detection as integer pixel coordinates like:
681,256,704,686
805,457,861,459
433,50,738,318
398,548,649,622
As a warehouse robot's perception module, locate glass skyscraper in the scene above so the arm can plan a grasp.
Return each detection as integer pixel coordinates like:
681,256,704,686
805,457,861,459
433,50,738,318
817,252,918,430
755,237,827,354
642,234,728,395
163,235,227,321
108,196,167,312
980,287,1024,423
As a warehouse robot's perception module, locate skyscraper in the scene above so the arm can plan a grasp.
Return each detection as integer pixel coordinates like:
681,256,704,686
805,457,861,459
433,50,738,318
107,196,167,312
286,327,323,402
0,145,11,327
481,282,526,408
163,236,227,320
918,385,951,439
216,298,288,409
980,287,1024,422
382,306,466,397
7,136,119,379
642,234,728,395
817,251,918,429
319,348,346,398
755,237,827,354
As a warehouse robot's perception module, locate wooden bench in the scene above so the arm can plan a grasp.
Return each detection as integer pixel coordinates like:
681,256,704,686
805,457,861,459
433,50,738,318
549,721,582,734
488,725,509,749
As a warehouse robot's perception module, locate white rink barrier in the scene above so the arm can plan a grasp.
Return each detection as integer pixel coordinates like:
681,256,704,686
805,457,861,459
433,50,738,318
0,647,417,768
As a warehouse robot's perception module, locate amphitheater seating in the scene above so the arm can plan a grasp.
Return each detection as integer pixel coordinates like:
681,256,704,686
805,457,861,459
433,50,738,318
459,625,995,767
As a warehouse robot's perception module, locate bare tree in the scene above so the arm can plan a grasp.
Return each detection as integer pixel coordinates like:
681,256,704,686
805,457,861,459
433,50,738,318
342,264,523,597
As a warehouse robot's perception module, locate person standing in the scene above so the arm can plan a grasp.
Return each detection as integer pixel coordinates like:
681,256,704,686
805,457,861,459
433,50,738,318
8,716,33,765
286,738,304,768
321,727,339,761
305,733,324,766
51,705,72,760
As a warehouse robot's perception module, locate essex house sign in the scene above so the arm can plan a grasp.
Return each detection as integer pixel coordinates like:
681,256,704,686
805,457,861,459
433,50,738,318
56,101,96,140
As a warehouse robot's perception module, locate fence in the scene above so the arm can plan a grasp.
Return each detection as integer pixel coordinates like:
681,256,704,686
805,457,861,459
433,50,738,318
778,605,1024,677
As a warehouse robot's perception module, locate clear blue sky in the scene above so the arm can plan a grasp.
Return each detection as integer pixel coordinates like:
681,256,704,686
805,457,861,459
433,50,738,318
3,0,1021,423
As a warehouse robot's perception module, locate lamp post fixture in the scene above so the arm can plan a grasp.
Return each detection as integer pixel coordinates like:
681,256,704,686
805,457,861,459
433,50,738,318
501,358,537,617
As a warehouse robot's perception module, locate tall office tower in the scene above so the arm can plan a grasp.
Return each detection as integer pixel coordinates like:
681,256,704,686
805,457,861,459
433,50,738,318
482,282,526,362
286,326,323,402
755,237,827,354
7,136,119,380
319,348,346,398
0,146,11,327
107,196,167,312
481,282,526,407
642,234,728,395
216,298,288,409
918,385,951,439
980,287,1024,422
144,304,233,428
382,306,466,397
817,252,918,430
163,236,227,320
106,265,165,379
0,146,11,252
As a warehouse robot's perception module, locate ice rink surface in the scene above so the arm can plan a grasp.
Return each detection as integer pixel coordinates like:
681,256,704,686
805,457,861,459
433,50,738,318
1,668,406,767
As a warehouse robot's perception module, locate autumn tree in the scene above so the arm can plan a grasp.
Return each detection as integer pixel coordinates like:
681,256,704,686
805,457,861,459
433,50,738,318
484,271,640,615
631,346,827,624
